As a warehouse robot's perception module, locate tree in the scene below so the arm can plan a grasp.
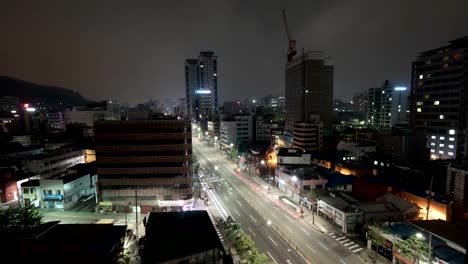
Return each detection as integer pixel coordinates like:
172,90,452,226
0,205,43,236
367,223,387,260
395,235,431,263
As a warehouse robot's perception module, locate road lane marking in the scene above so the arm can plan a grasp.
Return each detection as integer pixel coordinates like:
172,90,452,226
353,248,363,253
340,259,347,264
344,242,354,246
305,244,317,254
236,200,243,206
267,251,278,264
286,226,294,233
268,236,278,247
285,215,294,222
300,227,311,236
318,241,328,250
271,212,277,218
223,195,228,201
340,239,350,244
249,214,257,223
248,227,256,237
348,245,359,250
274,206,280,211
336,236,347,241
234,209,240,216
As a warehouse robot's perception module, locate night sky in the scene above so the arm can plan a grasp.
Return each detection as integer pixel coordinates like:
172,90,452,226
1,0,467,104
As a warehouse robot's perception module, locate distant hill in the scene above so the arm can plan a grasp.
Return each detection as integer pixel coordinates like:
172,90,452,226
0,76,91,108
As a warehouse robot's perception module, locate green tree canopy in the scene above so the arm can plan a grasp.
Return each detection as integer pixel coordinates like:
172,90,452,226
0,205,43,236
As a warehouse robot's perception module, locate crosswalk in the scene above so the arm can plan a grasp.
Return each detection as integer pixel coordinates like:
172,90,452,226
328,232,363,253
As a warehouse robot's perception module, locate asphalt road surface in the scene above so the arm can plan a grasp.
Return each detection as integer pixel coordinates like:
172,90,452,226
194,138,364,264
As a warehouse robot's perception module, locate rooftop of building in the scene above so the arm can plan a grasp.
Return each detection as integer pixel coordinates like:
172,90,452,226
280,165,324,180
419,36,468,57
325,172,355,189
143,211,225,263
278,147,306,157
1,221,126,264
20,147,81,161
47,162,95,183
0,143,42,155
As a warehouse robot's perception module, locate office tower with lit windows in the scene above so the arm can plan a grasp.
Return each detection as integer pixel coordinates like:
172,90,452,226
410,36,468,159
285,51,334,133
185,51,218,122
94,118,194,213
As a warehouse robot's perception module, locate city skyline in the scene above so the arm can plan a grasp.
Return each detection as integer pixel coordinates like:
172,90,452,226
1,1,467,104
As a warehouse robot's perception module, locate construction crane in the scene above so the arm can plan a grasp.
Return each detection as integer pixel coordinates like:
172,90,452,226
282,9,297,62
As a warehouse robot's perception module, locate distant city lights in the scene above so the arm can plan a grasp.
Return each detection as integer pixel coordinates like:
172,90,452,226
394,86,407,91
196,90,211,94
26,107,36,112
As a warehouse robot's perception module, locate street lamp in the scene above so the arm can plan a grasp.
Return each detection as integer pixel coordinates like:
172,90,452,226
230,143,234,148
292,176,298,182
214,166,219,170
260,160,265,165
416,232,424,239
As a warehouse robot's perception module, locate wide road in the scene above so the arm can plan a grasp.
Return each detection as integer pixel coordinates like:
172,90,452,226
194,138,363,264
199,160,306,264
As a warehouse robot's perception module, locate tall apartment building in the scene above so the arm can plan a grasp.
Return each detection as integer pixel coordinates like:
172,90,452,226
410,36,468,159
220,115,253,147
367,80,409,129
367,81,392,128
285,51,334,132
185,59,199,119
292,120,323,151
185,52,218,122
352,92,368,115
94,118,193,213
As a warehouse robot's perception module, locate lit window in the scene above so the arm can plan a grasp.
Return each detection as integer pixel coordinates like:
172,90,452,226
430,142,435,146
382,91,385,94
449,129,455,135
440,137,445,140
449,145,454,149
416,101,423,106
449,137,455,141
419,74,423,79
427,73,431,78
430,149,435,153
431,136,436,139
214,73,217,76
448,152,454,156
440,115,444,119
417,108,422,112
439,151,444,154
200,65,204,68
388,113,391,116
439,144,444,147
434,101,439,105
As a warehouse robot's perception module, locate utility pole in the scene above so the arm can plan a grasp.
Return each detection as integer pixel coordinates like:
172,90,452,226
426,175,434,220
135,189,139,238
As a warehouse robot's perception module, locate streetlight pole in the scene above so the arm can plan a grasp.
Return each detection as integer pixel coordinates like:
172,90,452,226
135,189,138,238
426,175,434,220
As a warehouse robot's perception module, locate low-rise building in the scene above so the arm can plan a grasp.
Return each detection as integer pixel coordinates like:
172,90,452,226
367,221,466,264
337,140,375,160
143,211,228,264
21,148,85,179
447,162,468,222
20,162,97,209
277,148,311,165
276,166,328,202
376,133,427,162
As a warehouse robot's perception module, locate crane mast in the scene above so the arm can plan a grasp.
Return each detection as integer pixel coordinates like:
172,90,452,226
282,9,297,62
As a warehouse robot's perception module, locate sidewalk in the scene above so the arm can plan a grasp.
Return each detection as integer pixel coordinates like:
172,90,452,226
204,143,392,263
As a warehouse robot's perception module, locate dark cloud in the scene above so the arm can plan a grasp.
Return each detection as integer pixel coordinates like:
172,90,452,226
0,0,467,103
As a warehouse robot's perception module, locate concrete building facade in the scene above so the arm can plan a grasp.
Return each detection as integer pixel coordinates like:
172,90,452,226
94,118,194,213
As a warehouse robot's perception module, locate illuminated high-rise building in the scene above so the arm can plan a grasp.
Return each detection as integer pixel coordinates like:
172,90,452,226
410,36,468,159
185,51,218,122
